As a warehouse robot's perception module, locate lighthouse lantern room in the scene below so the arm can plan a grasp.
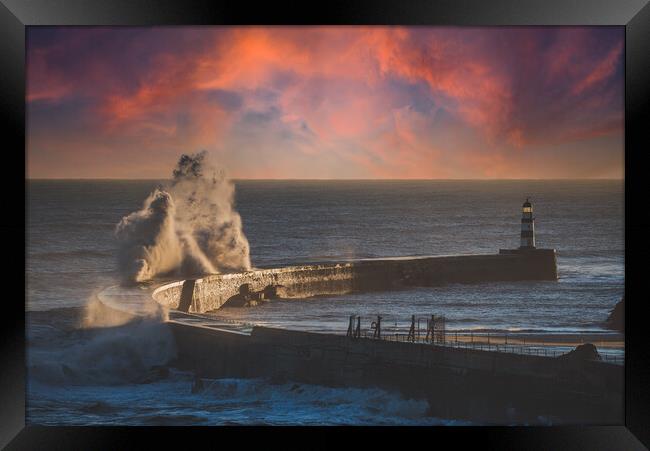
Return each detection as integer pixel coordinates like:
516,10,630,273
520,198,536,249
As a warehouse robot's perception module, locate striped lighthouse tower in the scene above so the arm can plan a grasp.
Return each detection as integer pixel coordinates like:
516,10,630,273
520,198,536,249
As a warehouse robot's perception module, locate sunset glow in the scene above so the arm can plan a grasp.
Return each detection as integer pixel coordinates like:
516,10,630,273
27,26,624,179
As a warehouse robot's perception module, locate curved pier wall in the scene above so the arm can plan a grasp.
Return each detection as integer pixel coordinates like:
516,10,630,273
167,322,621,424
153,249,557,313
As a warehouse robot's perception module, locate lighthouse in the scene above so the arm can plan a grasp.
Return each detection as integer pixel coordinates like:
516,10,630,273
498,199,557,280
520,198,536,249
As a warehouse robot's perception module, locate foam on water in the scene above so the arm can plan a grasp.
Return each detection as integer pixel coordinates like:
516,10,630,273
29,371,467,426
26,180,624,424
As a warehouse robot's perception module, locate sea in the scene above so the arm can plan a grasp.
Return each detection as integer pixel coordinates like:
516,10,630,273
26,180,624,425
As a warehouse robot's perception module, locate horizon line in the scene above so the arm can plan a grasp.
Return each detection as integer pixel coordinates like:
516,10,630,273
26,177,625,181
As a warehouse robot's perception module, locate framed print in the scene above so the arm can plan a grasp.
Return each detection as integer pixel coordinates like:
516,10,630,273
3,0,650,449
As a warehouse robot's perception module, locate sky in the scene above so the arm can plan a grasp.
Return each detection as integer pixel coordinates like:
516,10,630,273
26,26,624,179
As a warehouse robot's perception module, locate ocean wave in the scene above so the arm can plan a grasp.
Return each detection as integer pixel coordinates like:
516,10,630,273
28,316,176,386
28,372,469,425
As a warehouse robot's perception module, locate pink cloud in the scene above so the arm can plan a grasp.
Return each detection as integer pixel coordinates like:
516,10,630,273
573,41,623,95
26,27,624,179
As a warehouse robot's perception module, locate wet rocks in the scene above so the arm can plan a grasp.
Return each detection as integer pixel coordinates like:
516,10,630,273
222,283,274,308
606,297,624,332
559,343,602,362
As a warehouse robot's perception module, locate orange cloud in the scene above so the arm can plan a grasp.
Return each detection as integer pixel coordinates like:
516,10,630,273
26,27,624,179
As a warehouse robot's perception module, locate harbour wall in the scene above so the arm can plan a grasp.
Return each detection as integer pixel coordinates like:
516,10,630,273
168,321,622,424
153,249,558,313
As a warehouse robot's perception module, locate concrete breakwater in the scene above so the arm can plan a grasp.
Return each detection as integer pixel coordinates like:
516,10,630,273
168,321,622,424
143,247,623,424
153,249,558,313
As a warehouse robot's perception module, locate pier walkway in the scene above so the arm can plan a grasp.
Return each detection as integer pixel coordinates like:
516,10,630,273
97,284,624,364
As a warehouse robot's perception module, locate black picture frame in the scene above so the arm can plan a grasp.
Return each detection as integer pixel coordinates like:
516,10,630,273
4,0,649,449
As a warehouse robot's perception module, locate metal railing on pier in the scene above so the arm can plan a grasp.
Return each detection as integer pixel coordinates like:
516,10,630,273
346,314,624,365
172,311,624,365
